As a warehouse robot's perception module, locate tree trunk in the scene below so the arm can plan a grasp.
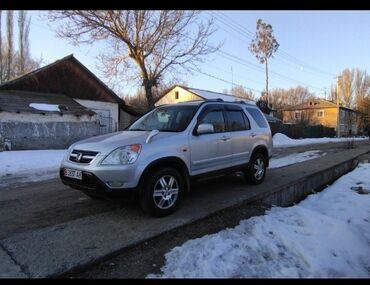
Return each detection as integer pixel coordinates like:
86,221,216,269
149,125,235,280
265,59,269,108
6,11,13,81
143,78,155,110
19,11,25,73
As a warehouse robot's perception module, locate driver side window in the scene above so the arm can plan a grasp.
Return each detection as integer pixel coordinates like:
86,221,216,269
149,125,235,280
199,110,225,133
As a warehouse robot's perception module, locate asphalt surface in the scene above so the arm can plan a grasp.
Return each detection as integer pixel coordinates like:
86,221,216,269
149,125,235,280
0,140,368,278
0,140,364,240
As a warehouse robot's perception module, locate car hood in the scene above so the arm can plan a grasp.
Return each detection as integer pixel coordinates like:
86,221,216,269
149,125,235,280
70,131,175,154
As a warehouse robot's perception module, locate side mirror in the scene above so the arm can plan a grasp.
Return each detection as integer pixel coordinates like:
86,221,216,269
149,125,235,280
196,123,214,135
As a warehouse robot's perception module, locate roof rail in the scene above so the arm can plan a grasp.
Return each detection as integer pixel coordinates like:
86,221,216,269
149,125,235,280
236,100,246,104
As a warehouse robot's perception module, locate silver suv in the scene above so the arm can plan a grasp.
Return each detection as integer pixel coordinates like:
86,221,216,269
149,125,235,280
60,100,273,216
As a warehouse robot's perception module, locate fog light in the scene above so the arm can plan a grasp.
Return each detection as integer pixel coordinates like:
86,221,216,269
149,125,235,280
107,181,124,188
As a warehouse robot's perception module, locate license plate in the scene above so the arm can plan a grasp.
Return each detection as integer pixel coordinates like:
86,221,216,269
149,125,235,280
63,168,82,180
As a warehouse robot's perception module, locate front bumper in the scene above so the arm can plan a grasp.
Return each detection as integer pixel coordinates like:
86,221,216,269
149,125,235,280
59,168,138,198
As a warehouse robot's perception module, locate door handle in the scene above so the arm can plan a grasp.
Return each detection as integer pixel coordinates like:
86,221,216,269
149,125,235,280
221,135,231,141
251,133,256,137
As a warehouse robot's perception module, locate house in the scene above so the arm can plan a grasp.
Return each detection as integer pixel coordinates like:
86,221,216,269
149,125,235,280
0,55,140,150
155,85,256,106
0,54,140,133
281,98,358,136
0,90,98,150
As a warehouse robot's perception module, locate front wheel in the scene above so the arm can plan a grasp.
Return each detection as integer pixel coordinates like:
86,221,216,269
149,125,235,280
140,167,185,217
244,153,267,185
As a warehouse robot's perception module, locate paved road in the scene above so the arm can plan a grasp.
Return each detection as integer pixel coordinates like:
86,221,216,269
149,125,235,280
0,140,367,241
0,140,368,278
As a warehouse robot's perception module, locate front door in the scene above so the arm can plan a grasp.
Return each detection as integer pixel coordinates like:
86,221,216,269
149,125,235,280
189,106,233,175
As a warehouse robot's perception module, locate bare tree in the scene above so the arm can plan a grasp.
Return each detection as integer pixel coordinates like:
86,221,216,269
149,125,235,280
353,68,370,131
48,11,220,109
270,86,314,109
228,85,255,101
18,10,31,74
249,19,279,108
0,11,41,83
338,68,356,108
6,10,14,81
269,86,315,119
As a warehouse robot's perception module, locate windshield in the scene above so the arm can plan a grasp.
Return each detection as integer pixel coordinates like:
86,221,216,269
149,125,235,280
129,105,198,132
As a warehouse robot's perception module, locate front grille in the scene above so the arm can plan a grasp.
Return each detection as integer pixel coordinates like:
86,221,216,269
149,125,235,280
69,149,99,164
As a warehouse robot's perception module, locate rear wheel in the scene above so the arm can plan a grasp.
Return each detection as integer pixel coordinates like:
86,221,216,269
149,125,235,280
140,167,185,217
244,152,267,185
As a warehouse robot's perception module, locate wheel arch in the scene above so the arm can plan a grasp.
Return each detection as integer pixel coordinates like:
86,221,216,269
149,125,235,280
251,145,269,167
138,156,190,194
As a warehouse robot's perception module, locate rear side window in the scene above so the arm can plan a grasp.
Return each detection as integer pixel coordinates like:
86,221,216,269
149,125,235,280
226,110,250,131
245,107,268,128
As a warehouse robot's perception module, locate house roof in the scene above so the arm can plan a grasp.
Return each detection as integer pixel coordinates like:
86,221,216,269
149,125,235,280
0,90,95,116
0,54,141,117
156,85,256,105
281,98,358,113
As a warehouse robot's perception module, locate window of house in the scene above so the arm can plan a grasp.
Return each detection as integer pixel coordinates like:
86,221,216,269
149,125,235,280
317,110,324,118
295,111,301,120
175,91,179,100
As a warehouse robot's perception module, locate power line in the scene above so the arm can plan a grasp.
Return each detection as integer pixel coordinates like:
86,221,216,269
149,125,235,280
211,11,336,78
215,49,324,91
189,67,262,94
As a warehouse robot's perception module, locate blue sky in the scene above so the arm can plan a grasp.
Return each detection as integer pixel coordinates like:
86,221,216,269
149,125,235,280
3,10,370,98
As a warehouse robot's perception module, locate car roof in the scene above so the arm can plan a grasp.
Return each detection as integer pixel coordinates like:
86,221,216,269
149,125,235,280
171,99,257,108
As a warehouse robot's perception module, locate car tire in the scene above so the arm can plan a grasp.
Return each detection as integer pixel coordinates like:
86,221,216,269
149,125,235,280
140,167,185,217
244,152,267,185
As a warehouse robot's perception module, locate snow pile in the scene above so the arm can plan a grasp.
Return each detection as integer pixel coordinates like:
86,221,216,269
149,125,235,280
273,133,367,148
149,163,370,278
269,150,326,169
0,149,67,188
29,103,60,112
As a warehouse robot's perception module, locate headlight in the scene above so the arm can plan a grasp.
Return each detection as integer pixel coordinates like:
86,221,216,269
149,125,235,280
101,144,141,165
63,144,74,161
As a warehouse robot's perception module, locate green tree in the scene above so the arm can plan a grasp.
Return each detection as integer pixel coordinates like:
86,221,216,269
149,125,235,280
249,19,279,108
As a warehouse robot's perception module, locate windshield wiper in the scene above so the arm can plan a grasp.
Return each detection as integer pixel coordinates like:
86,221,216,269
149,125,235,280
129,128,148,131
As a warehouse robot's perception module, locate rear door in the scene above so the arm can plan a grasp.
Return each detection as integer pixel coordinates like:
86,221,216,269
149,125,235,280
224,105,255,165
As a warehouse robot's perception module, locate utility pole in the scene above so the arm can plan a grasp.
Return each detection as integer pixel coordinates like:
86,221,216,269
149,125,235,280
336,76,342,138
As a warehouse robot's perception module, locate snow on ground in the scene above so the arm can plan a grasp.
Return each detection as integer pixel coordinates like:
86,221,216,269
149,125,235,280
149,163,370,278
29,103,60,112
273,133,367,148
0,149,67,188
269,150,326,169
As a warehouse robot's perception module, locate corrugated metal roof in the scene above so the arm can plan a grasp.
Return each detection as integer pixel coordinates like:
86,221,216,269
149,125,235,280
0,90,96,116
186,87,256,105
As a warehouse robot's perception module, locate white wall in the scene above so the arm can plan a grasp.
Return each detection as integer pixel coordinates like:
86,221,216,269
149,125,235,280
155,86,202,106
74,99,119,132
0,112,95,123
